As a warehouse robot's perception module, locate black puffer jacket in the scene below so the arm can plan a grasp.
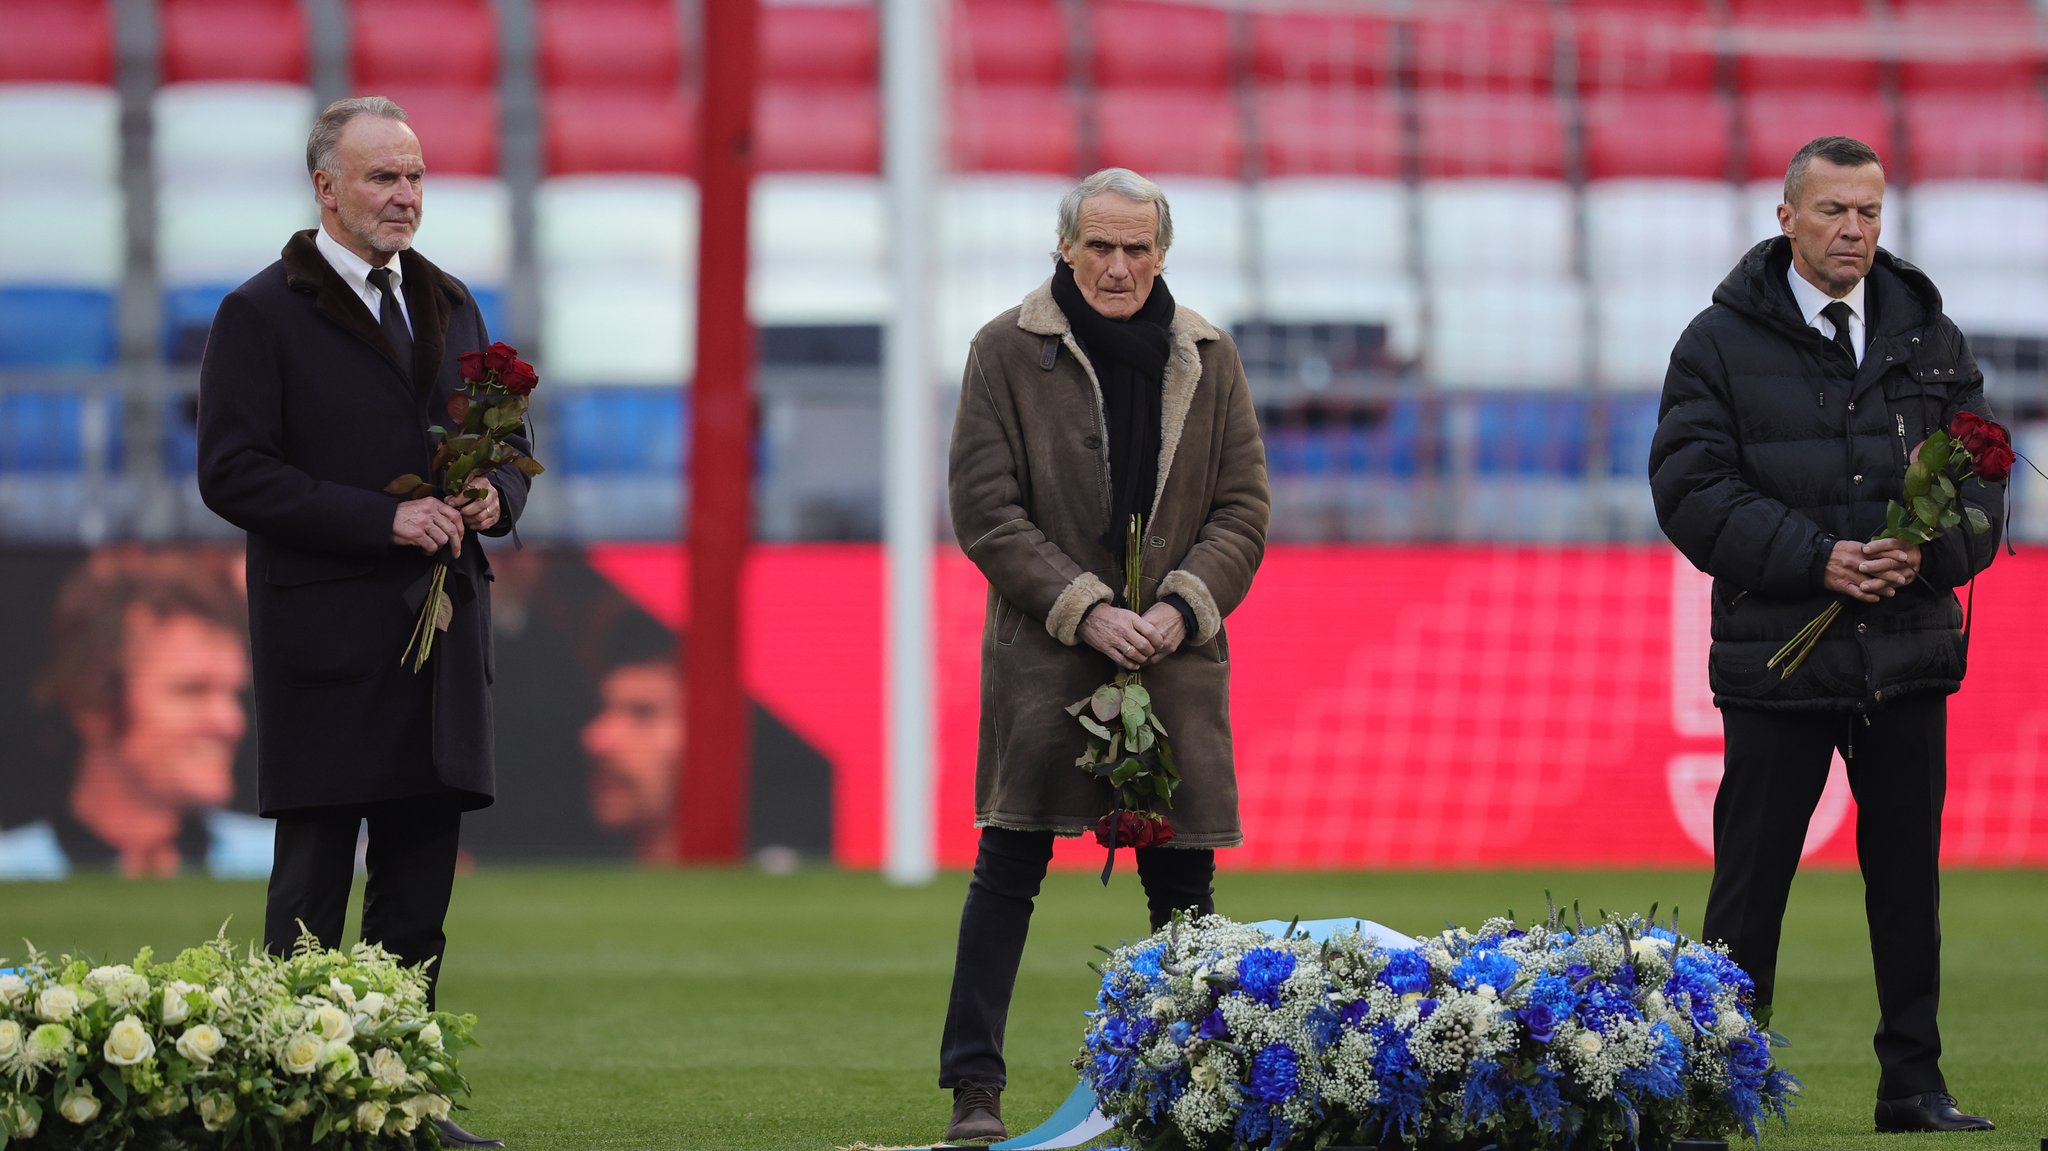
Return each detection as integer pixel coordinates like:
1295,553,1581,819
1650,237,2004,712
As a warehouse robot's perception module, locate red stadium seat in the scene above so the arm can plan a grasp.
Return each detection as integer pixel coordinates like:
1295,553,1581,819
1581,90,1733,180
756,86,880,174
1741,91,1892,180
160,0,309,84
1732,6,1883,92
1415,91,1566,179
950,84,1079,174
1088,2,1231,91
1904,90,2048,181
1249,10,1399,89
375,86,499,177
760,5,877,87
1092,88,1240,178
543,89,695,175
0,0,113,83
1570,0,1720,92
349,0,497,91
537,0,683,93
950,0,1067,86
1409,3,1557,92
1892,7,2043,93
1253,87,1404,179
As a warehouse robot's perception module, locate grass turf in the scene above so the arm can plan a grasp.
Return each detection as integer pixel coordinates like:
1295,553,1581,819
3,866,2043,1149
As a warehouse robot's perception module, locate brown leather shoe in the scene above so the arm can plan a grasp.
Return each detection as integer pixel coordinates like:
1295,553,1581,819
945,1082,1005,1143
1874,1091,1995,1133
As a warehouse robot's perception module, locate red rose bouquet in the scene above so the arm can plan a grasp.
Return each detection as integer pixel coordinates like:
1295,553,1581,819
1069,515,1181,881
385,341,545,672
1768,411,2009,678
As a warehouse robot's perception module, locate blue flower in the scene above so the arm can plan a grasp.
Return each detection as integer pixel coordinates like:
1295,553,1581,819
1369,1020,1428,1139
1237,947,1297,1008
1168,1019,1192,1045
1576,979,1641,1033
1339,999,1373,1031
1451,948,1519,994
1247,1043,1301,1104
1088,1015,1141,1095
1198,1008,1229,1040
1517,1000,1564,1044
1128,945,1164,980
1415,997,1439,1021
1306,1003,1343,1049
1377,949,1432,996
1617,1021,1687,1101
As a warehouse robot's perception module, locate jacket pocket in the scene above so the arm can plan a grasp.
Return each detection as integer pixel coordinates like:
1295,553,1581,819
262,554,395,684
994,596,1025,646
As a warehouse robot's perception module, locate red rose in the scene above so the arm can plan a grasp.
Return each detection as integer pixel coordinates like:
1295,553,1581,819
482,341,517,378
1950,412,2014,482
501,357,539,397
1092,810,1175,850
457,350,488,384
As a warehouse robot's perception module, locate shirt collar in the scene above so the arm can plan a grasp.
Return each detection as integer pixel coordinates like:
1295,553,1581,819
315,224,401,298
1785,260,1866,329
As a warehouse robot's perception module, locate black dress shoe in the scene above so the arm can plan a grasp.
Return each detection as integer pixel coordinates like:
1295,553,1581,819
1874,1091,1995,1133
944,1082,1006,1143
433,1116,507,1148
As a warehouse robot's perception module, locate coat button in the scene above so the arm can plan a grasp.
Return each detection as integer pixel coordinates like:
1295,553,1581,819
1875,689,1884,700
1856,622,1868,634
1149,535,1166,548
1854,474,1864,483
1847,402,1856,410
1083,434,1102,449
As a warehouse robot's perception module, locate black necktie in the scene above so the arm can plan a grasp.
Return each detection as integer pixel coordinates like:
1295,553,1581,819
1821,300,1857,366
366,266,413,371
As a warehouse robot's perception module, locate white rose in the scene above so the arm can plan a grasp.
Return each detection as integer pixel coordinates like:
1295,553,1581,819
0,973,28,1008
160,980,202,1026
197,1091,237,1132
35,985,78,1022
1477,984,1498,1000
7,1100,38,1139
327,979,358,1007
148,1090,184,1117
282,1097,312,1123
57,1086,99,1125
0,1019,21,1060
418,1021,442,1050
368,1048,410,1091
355,1101,388,1133
27,1022,74,1062
356,991,388,1020
1576,1031,1603,1056
310,1003,354,1044
279,1032,324,1076
103,1014,156,1066
177,1024,226,1066
389,1107,419,1135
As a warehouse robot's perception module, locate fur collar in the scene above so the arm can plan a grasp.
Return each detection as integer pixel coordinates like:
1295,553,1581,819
280,229,466,399
1016,278,1220,526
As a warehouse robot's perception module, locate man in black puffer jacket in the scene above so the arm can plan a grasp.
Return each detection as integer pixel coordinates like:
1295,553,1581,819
1651,136,2003,1134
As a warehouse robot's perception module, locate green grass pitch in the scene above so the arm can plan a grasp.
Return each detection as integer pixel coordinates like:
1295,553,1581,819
4,866,2043,1149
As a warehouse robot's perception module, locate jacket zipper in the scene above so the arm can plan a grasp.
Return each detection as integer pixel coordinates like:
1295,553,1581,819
1896,413,1910,470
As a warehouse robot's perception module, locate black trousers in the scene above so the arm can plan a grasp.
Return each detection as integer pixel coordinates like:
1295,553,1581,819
265,797,464,1009
938,826,1215,1089
1702,695,1947,1099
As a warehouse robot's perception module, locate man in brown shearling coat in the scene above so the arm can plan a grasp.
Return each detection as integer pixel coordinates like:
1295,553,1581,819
937,168,1269,1142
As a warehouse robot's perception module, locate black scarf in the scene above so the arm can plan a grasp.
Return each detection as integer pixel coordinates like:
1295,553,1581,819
1050,257,1175,553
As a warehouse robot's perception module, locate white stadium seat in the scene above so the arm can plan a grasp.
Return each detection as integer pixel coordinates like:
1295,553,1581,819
0,84,122,184
1426,276,1587,389
1258,274,1423,363
0,185,124,287
1593,279,1717,391
1583,180,1744,286
156,183,316,286
540,267,694,385
1420,180,1574,279
534,175,698,278
1252,178,1411,279
1905,182,2048,277
412,177,513,288
152,83,317,187
749,174,888,324
1155,179,1248,328
1923,269,2048,339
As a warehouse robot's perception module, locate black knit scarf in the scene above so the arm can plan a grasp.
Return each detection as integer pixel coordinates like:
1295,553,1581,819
1050,257,1175,553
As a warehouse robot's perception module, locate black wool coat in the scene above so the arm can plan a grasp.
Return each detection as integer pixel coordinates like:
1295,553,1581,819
1649,237,2004,712
197,230,531,814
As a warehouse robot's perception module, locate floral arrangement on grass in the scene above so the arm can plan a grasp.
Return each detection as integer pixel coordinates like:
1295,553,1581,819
0,929,475,1149
1079,908,1796,1151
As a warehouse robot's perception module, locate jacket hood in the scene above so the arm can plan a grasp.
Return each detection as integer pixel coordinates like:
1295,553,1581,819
1713,236,1945,342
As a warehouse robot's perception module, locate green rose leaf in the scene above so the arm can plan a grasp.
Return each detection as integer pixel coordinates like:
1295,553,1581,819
1935,473,1956,503
1090,685,1123,723
1131,724,1155,754
1904,466,1930,500
1122,706,1144,745
1065,697,1091,718
1967,506,1991,534
1110,757,1145,786
1078,715,1113,741
1883,502,1906,539
512,456,545,477
383,474,425,495
1911,495,1944,527
1122,683,1151,710
1940,509,1962,529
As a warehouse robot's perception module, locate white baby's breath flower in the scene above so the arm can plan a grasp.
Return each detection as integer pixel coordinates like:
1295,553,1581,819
197,1091,237,1132
279,1032,324,1076
103,1014,156,1066
0,973,28,1008
57,1086,99,1125
35,985,78,1022
177,1024,225,1066
369,1047,409,1091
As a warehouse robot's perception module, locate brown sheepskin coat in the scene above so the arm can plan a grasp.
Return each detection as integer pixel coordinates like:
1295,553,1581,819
948,279,1269,847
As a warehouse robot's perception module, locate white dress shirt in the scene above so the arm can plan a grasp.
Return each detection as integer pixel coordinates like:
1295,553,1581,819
315,225,412,335
1786,261,1866,367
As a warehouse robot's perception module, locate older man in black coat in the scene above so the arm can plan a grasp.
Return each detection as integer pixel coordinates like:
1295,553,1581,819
1650,136,2001,1135
197,97,525,1148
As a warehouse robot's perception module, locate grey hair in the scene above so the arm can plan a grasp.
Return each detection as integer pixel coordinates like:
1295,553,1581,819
307,96,409,177
1057,168,1173,254
1784,135,1883,204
